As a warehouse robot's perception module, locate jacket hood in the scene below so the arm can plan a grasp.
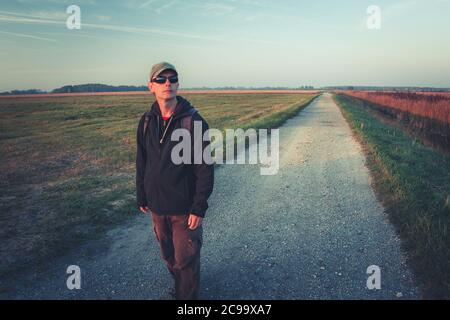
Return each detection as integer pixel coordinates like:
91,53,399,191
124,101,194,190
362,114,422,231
150,96,195,120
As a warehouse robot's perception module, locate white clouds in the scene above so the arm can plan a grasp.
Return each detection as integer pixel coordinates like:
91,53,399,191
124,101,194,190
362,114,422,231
201,3,236,16
137,0,237,16
226,0,262,7
16,0,97,4
125,0,179,15
0,30,58,42
154,1,177,14
0,9,303,47
0,12,63,26
27,10,68,20
0,10,214,40
140,0,158,8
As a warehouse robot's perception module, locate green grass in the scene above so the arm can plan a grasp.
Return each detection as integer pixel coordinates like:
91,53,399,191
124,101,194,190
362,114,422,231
334,93,450,299
0,93,317,277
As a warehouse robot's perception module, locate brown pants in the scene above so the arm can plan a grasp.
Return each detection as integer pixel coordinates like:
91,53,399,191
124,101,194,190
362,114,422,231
151,212,202,300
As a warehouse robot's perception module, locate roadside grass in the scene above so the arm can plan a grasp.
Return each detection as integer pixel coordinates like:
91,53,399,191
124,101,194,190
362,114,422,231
333,93,450,299
339,92,450,152
0,93,317,278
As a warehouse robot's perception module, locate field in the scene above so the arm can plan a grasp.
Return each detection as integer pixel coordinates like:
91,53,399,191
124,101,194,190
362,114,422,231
341,91,450,124
340,91,450,151
0,92,317,278
334,93,450,298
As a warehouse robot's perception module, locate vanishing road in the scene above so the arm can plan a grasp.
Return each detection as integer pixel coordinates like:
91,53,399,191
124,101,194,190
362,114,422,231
3,93,420,299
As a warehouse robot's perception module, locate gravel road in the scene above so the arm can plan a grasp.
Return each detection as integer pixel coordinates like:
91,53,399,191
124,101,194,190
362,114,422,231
2,93,420,299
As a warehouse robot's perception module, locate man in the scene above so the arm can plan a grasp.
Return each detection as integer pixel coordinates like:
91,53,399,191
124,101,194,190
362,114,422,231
136,62,214,300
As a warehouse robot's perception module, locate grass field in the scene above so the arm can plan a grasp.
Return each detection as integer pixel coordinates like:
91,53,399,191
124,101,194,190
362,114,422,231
0,92,317,278
334,93,450,299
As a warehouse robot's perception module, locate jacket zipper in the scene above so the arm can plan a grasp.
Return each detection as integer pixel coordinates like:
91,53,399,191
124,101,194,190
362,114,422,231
160,116,173,144
157,115,160,141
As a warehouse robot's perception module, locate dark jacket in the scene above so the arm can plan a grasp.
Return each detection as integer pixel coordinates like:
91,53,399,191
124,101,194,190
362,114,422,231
136,96,214,218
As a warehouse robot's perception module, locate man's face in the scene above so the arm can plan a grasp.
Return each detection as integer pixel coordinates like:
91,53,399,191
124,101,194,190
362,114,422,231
148,70,179,101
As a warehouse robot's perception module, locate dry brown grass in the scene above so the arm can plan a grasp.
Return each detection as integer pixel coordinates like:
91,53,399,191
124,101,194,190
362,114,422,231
342,91,450,124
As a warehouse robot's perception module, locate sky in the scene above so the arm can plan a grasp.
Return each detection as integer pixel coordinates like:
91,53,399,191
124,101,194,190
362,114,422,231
0,0,450,91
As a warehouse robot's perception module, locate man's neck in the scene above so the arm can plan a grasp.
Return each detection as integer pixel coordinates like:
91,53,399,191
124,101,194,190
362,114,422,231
157,96,178,118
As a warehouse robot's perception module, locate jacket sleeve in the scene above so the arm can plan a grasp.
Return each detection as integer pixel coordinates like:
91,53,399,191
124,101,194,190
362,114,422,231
136,114,148,207
189,116,214,218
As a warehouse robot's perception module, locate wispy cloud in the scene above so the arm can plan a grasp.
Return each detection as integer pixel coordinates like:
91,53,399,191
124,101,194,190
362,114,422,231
26,10,68,20
0,30,58,42
16,0,97,4
201,3,236,16
84,21,214,40
138,0,178,14
0,9,282,46
154,1,177,14
0,13,62,26
140,0,158,8
37,31,111,41
0,10,216,40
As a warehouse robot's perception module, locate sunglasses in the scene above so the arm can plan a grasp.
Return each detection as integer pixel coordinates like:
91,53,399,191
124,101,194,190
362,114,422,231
151,75,179,84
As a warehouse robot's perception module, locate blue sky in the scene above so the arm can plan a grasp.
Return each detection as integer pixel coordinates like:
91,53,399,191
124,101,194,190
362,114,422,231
1,0,450,91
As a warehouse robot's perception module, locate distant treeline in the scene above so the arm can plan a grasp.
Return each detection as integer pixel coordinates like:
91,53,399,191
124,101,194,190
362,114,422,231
0,89,47,95
51,84,148,93
0,84,148,95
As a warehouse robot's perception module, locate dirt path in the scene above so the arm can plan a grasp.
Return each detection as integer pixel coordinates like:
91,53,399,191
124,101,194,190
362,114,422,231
2,93,419,299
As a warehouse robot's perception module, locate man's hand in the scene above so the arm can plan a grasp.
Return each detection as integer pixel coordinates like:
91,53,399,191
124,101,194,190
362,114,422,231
188,214,203,230
139,206,150,214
